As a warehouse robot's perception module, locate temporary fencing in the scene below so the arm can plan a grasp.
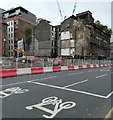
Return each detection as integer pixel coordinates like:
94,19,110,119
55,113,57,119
1,63,113,78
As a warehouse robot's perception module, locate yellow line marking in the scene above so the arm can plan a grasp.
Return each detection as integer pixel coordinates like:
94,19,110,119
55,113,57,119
105,107,113,119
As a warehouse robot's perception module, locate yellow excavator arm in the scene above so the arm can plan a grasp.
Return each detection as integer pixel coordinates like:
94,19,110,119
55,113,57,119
13,48,27,58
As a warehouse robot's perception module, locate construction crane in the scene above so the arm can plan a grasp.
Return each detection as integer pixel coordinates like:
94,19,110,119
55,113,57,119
72,0,77,15
56,0,64,22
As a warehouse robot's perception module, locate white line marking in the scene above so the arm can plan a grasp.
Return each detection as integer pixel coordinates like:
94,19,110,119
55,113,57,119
68,72,83,76
63,79,88,88
28,81,110,99
106,91,113,98
88,70,94,72
1,81,27,88
0,76,57,88
31,76,57,82
96,74,107,79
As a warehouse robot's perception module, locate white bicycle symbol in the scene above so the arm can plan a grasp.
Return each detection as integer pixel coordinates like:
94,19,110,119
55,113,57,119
0,87,28,98
26,96,76,118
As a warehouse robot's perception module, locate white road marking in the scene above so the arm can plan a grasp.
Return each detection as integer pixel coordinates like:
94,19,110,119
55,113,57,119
100,69,110,72
0,81,27,88
28,81,112,99
26,96,76,119
31,76,57,82
0,76,57,88
96,74,108,79
63,79,88,88
106,91,113,98
0,87,28,98
68,72,83,76
88,70,94,72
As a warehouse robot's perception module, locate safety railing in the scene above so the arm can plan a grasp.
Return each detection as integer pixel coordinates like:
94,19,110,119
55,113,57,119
1,57,112,70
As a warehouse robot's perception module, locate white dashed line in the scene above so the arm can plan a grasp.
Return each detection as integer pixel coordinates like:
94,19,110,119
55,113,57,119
63,79,88,88
96,74,108,79
0,76,57,88
88,70,94,72
30,76,57,82
68,72,83,76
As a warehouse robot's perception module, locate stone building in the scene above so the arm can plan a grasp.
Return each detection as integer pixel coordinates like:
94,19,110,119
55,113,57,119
58,11,111,60
110,42,113,60
58,15,77,58
32,19,60,58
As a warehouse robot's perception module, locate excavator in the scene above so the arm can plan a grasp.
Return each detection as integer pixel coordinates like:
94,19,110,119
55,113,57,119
13,48,27,58
13,48,36,63
13,48,27,62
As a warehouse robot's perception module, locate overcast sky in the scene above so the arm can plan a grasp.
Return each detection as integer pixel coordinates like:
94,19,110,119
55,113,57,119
0,0,112,29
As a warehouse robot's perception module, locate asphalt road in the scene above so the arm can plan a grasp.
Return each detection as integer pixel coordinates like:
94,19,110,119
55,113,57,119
1,67,113,119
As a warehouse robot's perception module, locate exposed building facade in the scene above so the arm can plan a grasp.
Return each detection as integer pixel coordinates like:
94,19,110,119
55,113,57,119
58,15,78,58
110,42,113,60
32,19,60,58
2,6,36,57
58,11,111,59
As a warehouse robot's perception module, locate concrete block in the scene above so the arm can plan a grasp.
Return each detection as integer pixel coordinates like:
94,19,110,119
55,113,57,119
61,66,68,71
43,67,53,73
17,68,31,75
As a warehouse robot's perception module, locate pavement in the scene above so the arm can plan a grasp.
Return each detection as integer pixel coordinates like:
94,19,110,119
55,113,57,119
1,66,113,119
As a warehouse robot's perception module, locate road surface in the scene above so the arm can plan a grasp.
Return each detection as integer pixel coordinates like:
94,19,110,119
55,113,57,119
1,66,113,119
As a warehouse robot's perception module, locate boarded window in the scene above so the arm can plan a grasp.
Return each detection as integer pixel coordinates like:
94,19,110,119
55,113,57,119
70,40,74,47
61,49,70,56
61,31,71,40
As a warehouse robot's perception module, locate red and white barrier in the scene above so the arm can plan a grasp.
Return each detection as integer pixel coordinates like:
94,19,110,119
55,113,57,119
17,68,31,75
78,65,83,69
0,69,17,78
68,66,74,70
43,67,53,73
0,63,112,78
52,66,61,72
31,68,44,74
61,66,68,71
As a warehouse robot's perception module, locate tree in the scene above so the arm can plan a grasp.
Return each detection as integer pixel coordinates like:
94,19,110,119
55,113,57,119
23,24,32,50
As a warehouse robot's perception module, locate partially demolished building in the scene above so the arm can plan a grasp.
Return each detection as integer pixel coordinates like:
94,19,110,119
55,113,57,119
58,11,111,59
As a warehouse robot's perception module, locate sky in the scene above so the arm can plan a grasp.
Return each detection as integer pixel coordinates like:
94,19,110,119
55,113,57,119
0,0,113,42
0,0,112,28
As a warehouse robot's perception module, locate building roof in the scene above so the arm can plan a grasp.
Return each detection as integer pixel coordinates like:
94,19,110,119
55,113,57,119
2,6,36,17
3,6,28,14
76,10,92,16
61,15,77,24
0,8,5,11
